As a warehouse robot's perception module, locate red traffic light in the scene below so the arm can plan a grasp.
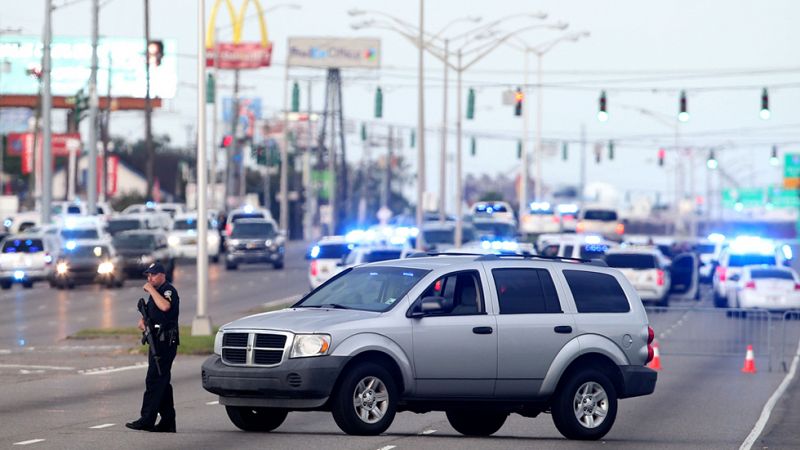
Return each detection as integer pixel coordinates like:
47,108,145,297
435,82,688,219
221,135,233,148
657,148,665,166
514,87,523,117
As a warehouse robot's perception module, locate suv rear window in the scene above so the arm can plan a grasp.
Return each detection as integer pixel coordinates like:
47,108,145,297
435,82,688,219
493,268,562,314
313,243,351,259
583,210,617,221
564,270,630,313
2,239,44,253
751,269,793,280
107,220,142,234
61,229,99,240
605,253,658,269
728,254,776,267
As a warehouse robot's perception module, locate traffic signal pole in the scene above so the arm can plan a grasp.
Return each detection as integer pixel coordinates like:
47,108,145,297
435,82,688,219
519,51,530,223
87,0,99,214
41,0,52,224
143,0,154,201
439,39,449,223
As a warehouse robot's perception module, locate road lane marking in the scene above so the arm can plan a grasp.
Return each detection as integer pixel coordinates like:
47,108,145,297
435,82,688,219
206,400,219,405
0,349,10,354
19,369,45,374
13,439,45,445
421,429,437,435
0,364,74,371
80,363,148,375
740,335,800,450
376,446,396,450
89,423,115,429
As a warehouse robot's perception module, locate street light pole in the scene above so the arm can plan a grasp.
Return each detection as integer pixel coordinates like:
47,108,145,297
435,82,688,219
519,51,530,221
439,38,449,222
534,51,544,203
454,49,463,246
87,0,99,214
193,0,212,336
41,0,53,224
415,0,425,246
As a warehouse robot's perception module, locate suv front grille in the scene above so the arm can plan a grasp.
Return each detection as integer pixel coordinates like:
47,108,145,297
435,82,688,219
220,331,290,367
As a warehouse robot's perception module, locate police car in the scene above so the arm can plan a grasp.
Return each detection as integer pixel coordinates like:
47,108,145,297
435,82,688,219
471,201,516,224
520,201,561,235
307,236,353,290
167,213,221,263
712,236,785,307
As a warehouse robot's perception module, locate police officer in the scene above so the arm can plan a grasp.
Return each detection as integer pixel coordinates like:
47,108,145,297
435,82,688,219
126,262,180,433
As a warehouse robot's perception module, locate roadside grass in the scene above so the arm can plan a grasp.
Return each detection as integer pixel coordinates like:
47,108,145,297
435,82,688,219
71,326,219,355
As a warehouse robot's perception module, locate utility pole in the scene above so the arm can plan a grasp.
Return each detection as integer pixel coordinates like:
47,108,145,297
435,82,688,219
415,0,426,247
193,0,212,336
87,0,99,213
41,0,53,224
143,0,154,201
439,39,448,222
519,51,530,221
534,52,544,203
102,53,112,202
304,79,314,240
226,69,240,208
279,42,289,232
383,125,394,210
209,34,219,210
580,123,586,205
454,49,463,246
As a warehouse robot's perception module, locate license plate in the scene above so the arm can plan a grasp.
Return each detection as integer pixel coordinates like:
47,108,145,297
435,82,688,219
185,238,197,245
767,296,781,303
246,242,257,249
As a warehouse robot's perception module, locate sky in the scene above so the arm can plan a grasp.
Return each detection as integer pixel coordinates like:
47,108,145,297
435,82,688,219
2,0,799,211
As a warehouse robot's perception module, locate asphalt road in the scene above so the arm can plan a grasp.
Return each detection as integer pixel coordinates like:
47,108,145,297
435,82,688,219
1,246,799,449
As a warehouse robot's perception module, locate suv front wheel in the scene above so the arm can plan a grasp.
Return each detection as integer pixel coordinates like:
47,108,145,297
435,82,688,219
225,406,287,432
331,362,398,436
446,409,507,436
551,369,618,440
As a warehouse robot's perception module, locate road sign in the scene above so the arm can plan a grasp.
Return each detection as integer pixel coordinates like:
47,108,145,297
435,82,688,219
784,153,800,188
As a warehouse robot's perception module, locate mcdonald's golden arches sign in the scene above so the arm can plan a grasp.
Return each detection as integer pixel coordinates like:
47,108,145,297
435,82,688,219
206,0,273,69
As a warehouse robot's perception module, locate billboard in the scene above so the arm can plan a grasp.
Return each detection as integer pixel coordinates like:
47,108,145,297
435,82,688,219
205,0,273,69
222,97,261,138
0,36,177,98
288,37,380,69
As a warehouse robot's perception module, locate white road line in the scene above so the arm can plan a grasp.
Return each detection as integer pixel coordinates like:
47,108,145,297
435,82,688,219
376,446,396,450
89,423,115,429
0,364,74,371
421,429,437,435
0,349,10,354
206,400,219,405
13,439,45,445
740,336,800,450
80,363,148,376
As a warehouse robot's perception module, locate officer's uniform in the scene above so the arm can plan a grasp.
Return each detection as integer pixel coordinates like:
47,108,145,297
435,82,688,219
128,262,180,432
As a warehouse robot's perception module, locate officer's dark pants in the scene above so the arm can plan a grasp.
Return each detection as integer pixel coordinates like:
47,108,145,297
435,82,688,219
140,342,178,426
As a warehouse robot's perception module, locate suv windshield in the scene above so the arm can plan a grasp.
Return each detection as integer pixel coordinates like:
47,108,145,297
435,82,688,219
61,229,99,240
728,253,776,267
583,210,617,221
605,253,658,269
473,222,516,239
113,234,156,250
2,238,44,253
423,230,455,245
231,222,276,238
296,266,430,312
67,245,110,259
173,219,213,231
107,220,142,234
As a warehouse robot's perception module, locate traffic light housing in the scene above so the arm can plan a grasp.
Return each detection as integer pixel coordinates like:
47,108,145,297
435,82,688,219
562,142,568,161
678,90,689,122
291,82,300,113
597,90,608,122
471,136,476,156
410,129,415,148
374,87,383,119
206,74,216,104
760,88,770,120
466,88,475,120
514,87,523,117
517,140,522,159
658,148,665,167
608,140,615,160
360,123,367,142
147,40,164,67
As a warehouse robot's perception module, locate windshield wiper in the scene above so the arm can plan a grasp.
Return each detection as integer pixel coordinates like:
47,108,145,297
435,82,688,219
319,303,351,310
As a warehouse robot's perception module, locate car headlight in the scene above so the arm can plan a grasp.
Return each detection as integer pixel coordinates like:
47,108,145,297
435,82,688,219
97,261,114,275
290,334,331,358
228,239,240,247
140,255,155,265
214,330,223,355
56,262,69,275
168,236,180,247
264,239,273,247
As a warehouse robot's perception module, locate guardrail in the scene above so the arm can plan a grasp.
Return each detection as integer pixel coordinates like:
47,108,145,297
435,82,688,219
782,310,800,372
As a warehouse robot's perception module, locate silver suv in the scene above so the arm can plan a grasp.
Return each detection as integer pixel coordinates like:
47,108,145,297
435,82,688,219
202,254,657,440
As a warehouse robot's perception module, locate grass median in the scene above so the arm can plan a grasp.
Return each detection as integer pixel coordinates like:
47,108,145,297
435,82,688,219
72,326,219,355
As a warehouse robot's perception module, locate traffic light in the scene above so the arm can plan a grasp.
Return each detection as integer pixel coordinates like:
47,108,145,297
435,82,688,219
206,74,215,104
517,140,522,159
360,123,367,141
410,129,415,148
597,90,608,122
707,149,718,170
374,86,383,119
221,135,233,148
657,148,665,167
466,88,475,120
594,144,602,164
253,146,267,165
471,136,476,156
678,90,689,122
291,82,300,113
147,40,164,67
608,140,615,160
67,89,89,129
770,145,779,166
562,142,568,161
514,87,523,117
760,88,770,120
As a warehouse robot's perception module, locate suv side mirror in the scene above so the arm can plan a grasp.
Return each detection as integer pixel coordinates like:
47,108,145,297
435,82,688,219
407,296,446,318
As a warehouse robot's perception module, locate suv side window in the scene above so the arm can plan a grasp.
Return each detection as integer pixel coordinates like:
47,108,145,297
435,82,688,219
563,245,574,258
564,270,630,313
492,268,562,314
419,270,484,315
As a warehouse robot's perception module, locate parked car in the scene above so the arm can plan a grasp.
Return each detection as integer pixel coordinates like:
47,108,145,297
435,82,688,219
520,202,561,235
712,238,782,308
167,213,221,263
307,236,352,290
225,218,285,270
0,233,60,289
202,253,657,440
726,265,800,311
51,240,123,289
470,201,516,224
604,247,672,306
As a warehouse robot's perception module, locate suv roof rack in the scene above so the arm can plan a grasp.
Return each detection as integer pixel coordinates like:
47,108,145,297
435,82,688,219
474,253,608,266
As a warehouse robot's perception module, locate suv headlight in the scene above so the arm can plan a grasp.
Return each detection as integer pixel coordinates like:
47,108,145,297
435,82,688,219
168,236,180,246
290,334,331,358
214,330,223,355
56,261,69,275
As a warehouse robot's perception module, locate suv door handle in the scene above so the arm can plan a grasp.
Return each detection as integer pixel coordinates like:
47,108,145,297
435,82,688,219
472,327,493,335
554,326,573,334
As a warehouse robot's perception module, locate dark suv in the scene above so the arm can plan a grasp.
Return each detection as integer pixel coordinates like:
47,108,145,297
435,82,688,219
224,219,285,270
112,230,175,282
51,241,123,289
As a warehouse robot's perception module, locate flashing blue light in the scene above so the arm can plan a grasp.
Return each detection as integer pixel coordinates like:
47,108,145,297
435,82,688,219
13,270,25,280
347,243,355,250
146,201,156,208
243,204,254,213
3,219,11,228
346,230,366,243
557,203,579,214
18,339,25,347
310,245,321,259
389,236,407,246
66,240,77,250
584,235,603,245
530,201,552,211
782,244,793,260
44,254,53,264
481,241,491,250
730,236,774,255
707,233,726,243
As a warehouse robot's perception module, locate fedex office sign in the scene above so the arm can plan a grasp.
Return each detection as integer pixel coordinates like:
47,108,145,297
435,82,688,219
288,37,380,69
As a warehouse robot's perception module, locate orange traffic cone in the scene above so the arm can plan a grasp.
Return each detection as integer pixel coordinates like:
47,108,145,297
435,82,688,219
647,342,662,371
742,345,757,373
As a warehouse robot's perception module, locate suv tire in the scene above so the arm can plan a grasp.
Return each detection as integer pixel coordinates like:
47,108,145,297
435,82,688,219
552,369,618,441
226,262,238,271
0,281,10,290
331,362,398,436
273,261,284,270
225,406,287,432
22,281,34,289
446,409,507,436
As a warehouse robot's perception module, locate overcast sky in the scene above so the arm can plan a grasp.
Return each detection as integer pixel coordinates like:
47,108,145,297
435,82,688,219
2,0,799,208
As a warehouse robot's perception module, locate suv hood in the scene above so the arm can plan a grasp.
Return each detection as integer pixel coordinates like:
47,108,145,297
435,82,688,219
222,307,380,333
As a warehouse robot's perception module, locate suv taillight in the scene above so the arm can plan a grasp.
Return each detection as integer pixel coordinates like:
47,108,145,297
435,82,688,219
310,260,318,277
716,266,726,282
656,269,664,286
615,223,625,235
744,281,756,289
795,283,800,291
225,223,233,236
576,222,585,233
646,326,655,364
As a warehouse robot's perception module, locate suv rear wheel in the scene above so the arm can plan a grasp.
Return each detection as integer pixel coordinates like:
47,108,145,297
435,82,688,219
446,409,507,436
331,362,397,436
225,406,287,432
552,369,617,440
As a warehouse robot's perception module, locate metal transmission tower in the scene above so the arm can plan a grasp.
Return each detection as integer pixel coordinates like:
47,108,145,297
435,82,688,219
316,68,348,235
